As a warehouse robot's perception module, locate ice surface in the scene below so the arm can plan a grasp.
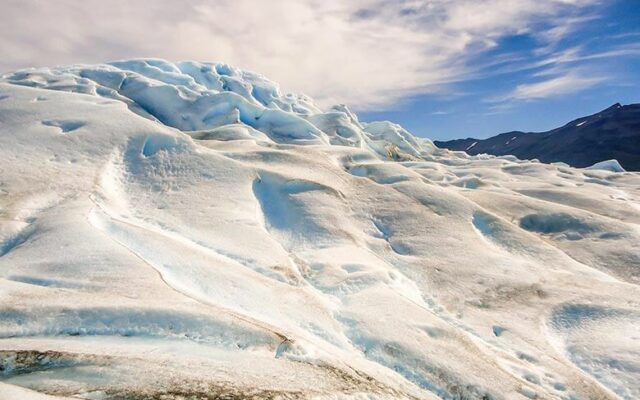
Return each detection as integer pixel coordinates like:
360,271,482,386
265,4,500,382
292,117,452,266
586,159,626,173
0,60,639,400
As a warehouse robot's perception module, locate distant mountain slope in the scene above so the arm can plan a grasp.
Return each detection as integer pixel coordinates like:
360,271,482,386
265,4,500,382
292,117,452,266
434,103,640,170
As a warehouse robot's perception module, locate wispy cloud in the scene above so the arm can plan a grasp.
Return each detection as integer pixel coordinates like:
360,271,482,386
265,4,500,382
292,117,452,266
0,0,601,110
497,70,606,101
534,15,600,54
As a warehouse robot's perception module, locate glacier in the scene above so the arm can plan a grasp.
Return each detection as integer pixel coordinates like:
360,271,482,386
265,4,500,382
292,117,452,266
0,59,639,400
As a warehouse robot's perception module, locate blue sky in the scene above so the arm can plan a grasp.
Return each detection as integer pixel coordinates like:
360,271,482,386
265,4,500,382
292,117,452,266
1,0,638,141
359,0,640,140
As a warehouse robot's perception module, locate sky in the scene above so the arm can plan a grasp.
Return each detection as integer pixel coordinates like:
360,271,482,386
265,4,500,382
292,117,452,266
1,0,638,140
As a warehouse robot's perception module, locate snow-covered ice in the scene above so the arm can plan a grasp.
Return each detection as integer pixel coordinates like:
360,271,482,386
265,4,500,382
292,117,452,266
0,59,639,400
587,159,626,173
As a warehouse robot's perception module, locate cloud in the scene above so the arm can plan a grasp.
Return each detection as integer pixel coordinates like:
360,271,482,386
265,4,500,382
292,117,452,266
497,70,605,101
534,15,599,54
468,40,640,89
0,0,599,110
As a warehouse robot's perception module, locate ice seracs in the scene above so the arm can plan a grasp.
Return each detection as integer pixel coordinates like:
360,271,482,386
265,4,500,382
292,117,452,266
2,59,435,155
0,59,639,400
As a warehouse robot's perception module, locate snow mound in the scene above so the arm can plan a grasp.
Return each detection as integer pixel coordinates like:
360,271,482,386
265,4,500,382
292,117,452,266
0,59,639,400
2,59,436,157
586,159,626,172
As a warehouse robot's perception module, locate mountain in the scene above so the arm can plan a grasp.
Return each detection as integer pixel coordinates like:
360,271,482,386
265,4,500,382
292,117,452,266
0,60,639,400
434,103,640,171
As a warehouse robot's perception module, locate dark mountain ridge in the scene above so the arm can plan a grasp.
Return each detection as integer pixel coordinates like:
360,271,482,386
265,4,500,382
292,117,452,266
434,103,640,171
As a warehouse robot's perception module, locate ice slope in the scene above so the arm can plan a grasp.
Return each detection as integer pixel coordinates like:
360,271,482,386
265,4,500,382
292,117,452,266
0,59,639,400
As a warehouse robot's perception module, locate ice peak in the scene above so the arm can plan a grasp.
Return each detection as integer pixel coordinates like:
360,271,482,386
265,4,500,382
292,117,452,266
1,59,437,160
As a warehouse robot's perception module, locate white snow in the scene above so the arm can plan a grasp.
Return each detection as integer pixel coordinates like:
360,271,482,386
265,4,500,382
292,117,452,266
505,136,518,145
466,141,478,151
0,59,639,400
576,120,587,127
